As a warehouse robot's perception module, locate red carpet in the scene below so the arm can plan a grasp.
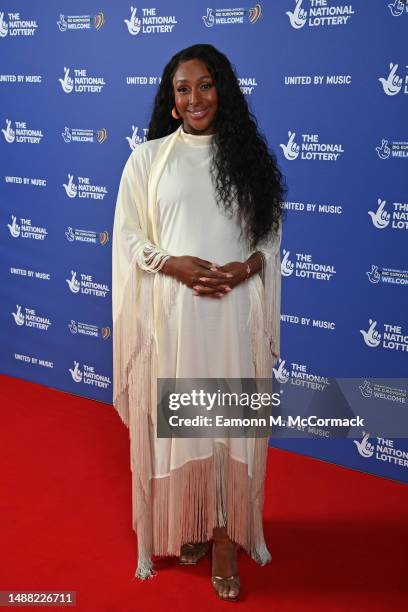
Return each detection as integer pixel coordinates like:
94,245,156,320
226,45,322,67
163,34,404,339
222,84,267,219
1,373,407,611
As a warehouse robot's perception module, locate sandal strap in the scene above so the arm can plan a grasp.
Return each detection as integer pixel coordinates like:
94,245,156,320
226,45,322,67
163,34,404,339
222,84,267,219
212,575,240,581
180,541,209,563
181,541,208,549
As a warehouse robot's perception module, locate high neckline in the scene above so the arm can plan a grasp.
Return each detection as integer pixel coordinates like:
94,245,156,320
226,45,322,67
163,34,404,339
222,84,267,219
179,126,214,147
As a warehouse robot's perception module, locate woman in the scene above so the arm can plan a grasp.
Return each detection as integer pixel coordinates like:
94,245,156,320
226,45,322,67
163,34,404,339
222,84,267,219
112,43,286,601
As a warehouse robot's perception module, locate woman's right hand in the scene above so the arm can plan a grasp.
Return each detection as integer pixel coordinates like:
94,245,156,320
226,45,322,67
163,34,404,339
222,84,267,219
162,255,233,298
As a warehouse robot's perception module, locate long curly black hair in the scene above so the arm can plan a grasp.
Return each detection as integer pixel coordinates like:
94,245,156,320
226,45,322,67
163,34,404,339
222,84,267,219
147,44,286,251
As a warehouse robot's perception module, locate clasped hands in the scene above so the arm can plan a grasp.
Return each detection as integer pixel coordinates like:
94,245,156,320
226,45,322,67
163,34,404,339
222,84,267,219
162,254,261,298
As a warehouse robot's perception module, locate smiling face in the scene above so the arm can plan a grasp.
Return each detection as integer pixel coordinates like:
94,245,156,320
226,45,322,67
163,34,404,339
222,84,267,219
172,58,218,135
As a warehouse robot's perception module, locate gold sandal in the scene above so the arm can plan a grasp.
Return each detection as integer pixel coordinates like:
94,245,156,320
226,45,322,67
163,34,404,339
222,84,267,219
211,535,240,601
179,541,210,565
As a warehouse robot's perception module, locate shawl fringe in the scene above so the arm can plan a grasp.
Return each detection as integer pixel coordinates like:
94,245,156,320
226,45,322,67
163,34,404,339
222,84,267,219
132,440,272,580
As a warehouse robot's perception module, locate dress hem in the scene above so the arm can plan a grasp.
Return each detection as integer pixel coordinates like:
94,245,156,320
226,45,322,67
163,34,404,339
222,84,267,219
130,440,272,579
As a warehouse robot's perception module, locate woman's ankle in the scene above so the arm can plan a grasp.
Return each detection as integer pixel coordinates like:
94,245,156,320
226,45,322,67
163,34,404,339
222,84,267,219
212,525,228,540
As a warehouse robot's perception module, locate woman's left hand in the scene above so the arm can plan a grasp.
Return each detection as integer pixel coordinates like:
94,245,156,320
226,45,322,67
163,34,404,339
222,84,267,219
193,261,247,297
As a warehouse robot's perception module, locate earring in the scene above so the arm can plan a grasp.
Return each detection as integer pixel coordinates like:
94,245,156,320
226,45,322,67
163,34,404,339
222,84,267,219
171,107,180,120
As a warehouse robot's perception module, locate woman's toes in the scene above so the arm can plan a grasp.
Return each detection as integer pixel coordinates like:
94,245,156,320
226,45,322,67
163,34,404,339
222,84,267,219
229,586,238,598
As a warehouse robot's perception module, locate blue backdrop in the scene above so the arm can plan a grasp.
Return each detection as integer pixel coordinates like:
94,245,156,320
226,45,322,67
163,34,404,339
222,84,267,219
1,1,407,482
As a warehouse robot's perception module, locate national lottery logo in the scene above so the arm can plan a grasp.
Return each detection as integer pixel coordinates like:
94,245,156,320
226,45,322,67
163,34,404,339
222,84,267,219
368,198,408,231
359,381,373,399
286,0,307,28
126,125,147,150
0,11,38,37
65,270,110,298
368,199,390,229
388,0,408,17
378,62,405,96
273,358,329,391
7,215,20,237
6,214,48,240
58,67,106,94
360,319,381,348
285,0,354,29
124,6,178,35
376,139,391,160
65,227,75,242
63,174,77,198
69,320,78,333
57,12,105,32
11,304,51,331
273,359,290,383
59,67,73,93
2,119,14,142
360,318,408,352
202,4,262,27
69,361,83,382
202,8,214,27
280,130,344,161
66,271,81,294
62,173,108,200
69,360,111,388
354,433,408,466
281,250,295,276
2,118,44,144
125,6,141,34
280,131,299,160
0,12,8,36
62,127,107,144
11,305,24,326
366,265,381,284
353,432,375,458
281,249,336,281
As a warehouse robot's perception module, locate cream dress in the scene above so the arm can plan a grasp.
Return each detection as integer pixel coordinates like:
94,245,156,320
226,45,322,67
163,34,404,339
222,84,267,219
112,125,282,579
